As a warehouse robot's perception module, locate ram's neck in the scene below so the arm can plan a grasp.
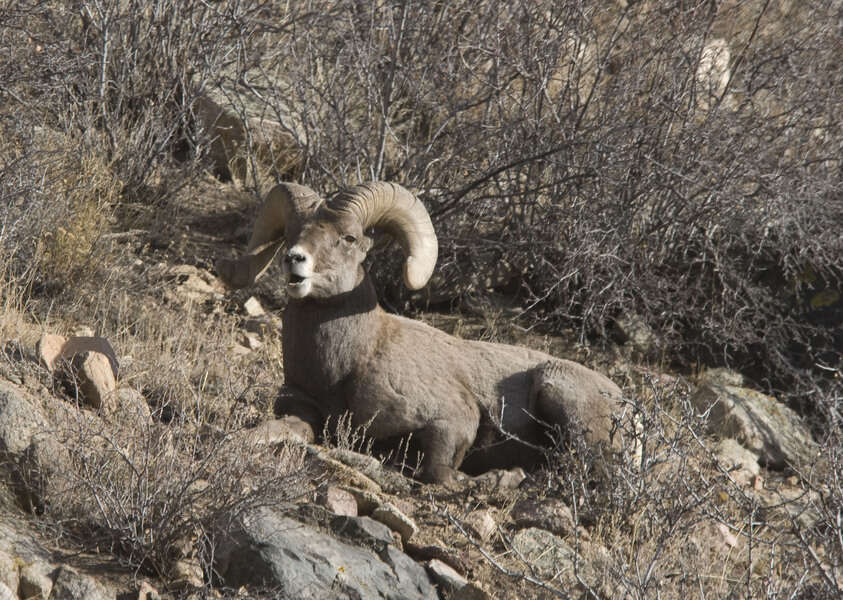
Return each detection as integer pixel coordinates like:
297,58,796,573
281,273,381,400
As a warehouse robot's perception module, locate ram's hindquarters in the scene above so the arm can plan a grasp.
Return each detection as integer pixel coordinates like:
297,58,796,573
531,359,624,450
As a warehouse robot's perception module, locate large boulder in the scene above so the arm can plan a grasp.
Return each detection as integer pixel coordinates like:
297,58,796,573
50,565,115,600
0,381,49,456
215,507,437,599
692,383,818,470
510,527,610,595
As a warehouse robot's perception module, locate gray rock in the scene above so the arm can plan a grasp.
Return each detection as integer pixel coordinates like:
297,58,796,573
18,433,70,513
50,565,115,600
329,448,412,493
0,381,49,455
614,313,660,356
510,527,608,593
0,382,69,511
715,438,761,485
194,94,301,183
463,510,496,543
470,467,527,489
19,562,54,599
317,487,358,517
692,383,818,470
511,527,579,578
371,502,418,543
217,507,437,599
426,559,469,592
0,550,17,596
113,387,152,422
0,582,14,600
330,515,394,549
245,417,314,446
511,498,575,538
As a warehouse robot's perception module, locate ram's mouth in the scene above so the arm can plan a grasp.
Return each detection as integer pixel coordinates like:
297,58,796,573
288,274,307,286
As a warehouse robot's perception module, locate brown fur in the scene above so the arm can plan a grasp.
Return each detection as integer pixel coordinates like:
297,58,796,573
221,184,624,484
273,211,622,483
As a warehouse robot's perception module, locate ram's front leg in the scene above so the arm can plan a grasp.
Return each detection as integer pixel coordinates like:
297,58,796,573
272,385,325,444
417,418,476,485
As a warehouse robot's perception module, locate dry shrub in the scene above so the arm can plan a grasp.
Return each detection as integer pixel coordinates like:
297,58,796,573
41,397,309,578
226,0,841,411
509,378,843,598
35,132,122,286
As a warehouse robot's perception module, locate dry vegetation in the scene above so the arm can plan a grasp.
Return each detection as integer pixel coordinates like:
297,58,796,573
1,0,841,597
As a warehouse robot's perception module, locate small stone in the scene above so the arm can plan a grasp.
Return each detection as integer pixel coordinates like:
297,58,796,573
405,542,467,575
69,351,118,411
39,334,119,377
511,527,578,577
244,417,314,446
427,559,468,592
317,486,358,517
341,486,381,515
372,502,418,543
511,498,575,538
699,368,744,387
19,562,54,599
305,447,382,494
717,523,738,548
464,509,496,543
715,438,761,482
137,581,161,600
244,296,265,317
614,313,659,355
242,331,263,350
471,467,527,489
167,265,225,302
38,333,68,371
50,565,114,600
752,475,764,490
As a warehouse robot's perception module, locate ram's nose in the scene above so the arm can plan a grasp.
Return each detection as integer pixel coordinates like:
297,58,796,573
284,247,307,265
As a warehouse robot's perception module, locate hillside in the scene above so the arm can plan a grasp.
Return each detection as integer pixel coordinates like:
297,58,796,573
1,1,841,598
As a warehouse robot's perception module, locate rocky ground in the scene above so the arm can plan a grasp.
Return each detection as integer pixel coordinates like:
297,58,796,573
0,177,838,600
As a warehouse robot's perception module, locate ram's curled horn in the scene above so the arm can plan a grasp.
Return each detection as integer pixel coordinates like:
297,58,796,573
331,182,438,290
217,183,323,289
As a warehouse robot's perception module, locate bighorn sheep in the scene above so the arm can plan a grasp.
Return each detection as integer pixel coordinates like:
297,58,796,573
217,182,624,484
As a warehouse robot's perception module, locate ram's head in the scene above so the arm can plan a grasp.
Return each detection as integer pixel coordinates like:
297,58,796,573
217,182,438,299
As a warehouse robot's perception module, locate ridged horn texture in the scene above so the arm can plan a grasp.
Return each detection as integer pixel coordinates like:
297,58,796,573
217,183,323,288
330,182,438,290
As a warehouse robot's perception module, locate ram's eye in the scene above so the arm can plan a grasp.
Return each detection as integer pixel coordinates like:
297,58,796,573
343,234,357,244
